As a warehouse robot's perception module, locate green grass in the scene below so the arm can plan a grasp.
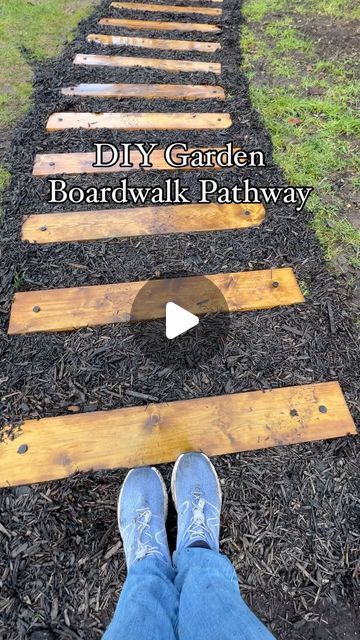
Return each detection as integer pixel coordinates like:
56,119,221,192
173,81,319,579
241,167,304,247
0,0,96,126
265,20,313,54
297,0,360,19
242,0,360,271
299,280,310,297
0,0,96,210
243,0,360,21
0,166,10,217
13,271,25,291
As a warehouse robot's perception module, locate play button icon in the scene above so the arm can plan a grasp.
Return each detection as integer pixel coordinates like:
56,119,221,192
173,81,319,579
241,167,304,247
129,269,232,369
166,302,199,339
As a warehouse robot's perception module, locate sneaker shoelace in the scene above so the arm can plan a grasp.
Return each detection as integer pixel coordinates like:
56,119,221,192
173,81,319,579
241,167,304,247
134,507,163,561
185,488,211,543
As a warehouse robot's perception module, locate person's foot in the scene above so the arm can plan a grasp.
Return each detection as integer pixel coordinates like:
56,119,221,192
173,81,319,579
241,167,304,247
118,467,171,569
171,452,222,554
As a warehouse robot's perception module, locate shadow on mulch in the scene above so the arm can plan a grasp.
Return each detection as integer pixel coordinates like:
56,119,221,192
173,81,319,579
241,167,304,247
0,0,359,638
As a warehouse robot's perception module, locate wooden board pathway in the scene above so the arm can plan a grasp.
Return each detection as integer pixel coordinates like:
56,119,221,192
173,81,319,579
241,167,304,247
74,53,221,74
0,382,355,488
98,17,221,32
61,83,225,100
110,2,222,16
22,202,265,244
32,147,240,176
8,268,304,335
8,0,355,482
86,33,221,52
46,112,232,131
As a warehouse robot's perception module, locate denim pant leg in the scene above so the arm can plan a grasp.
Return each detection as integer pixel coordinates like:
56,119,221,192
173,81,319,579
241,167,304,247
102,557,178,640
174,548,276,640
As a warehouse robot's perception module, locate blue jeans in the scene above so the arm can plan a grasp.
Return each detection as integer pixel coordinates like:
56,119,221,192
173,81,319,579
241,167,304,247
103,548,276,639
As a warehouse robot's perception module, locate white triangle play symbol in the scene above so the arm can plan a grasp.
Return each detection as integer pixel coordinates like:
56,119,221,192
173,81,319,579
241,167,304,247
165,302,199,340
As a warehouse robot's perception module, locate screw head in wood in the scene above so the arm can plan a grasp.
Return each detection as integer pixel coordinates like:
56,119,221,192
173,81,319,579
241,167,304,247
39,226,47,231
33,305,41,313
18,444,28,454
319,405,327,413
272,281,280,288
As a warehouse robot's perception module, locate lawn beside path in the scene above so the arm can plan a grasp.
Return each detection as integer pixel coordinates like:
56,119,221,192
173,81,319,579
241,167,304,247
241,0,360,301
0,0,97,217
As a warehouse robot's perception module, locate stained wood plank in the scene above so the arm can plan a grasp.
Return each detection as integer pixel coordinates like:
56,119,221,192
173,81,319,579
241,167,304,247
32,147,240,176
8,268,304,335
22,203,265,244
86,33,221,52
99,17,221,32
0,382,355,488
111,2,222,16
61,82,225,100
46,112,231,131
74,53,221,74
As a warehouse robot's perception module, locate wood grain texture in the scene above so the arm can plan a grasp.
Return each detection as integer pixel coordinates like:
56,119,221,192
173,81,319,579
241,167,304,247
111,2,222,15
32,147,239,176
99,17,221,32
86,33,221,52
61,83,225,100
0,382,355,487
22,203,265,244
74,53,221,74
8,268,304,335
46,112,231,131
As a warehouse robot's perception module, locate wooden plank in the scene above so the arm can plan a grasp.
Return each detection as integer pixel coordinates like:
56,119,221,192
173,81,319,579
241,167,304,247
86,33,221,52
111,2,222,16
0,382,355,488
74,53,221,74
61,82,225,100
8,268,304,335
22,203,265,244
32,147,240,176
99,17,221,32
46,112,232,131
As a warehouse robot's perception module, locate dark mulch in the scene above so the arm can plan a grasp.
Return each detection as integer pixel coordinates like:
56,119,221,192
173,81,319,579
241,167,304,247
0,0,359,638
